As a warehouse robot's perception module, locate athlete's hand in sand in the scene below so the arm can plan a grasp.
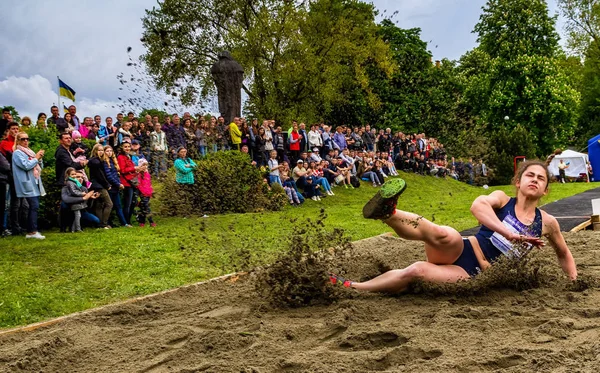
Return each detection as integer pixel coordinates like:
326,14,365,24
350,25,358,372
507,233,545,248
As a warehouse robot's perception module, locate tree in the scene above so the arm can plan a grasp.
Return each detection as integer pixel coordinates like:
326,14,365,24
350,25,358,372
140,0,392,125
1,105,21,123
558,0,600,57
138,108,169,124
475,0,560,59
575,47,600,146
466,0,579,158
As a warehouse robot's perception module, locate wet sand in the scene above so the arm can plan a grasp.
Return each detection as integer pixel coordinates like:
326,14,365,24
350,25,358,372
1,232,599,372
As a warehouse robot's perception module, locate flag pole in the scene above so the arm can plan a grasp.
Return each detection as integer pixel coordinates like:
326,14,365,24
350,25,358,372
57,76,61,111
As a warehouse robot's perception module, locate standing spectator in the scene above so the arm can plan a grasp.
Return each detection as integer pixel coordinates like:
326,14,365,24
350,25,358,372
102,146,128,227
134,122,152,161
1,122,27,235
288,123,301,162
182,118,197,158
47,105,68,132
117,121,133,146
362,125,374,152
20,116,32,128
11,132,45,239
298,122,308,152
0,107,10,136
195,119,207,157
64,113,76,133
117,142,138,226
167,114,185,159
229,117,242,151
333,126,347,151
587,161,593,182
262,120,274,159
558,159,569,184
136,158,155,227
99,117,116,147
307,124,323,155
273,126,286,163
216,116,229,151
36,113,47,130
88,144,113,228
87,123,100,141
150,122,168,179
174,147,197,184
254,127,267,166
0,150,9,236
267,150,284,185
68,105,80,128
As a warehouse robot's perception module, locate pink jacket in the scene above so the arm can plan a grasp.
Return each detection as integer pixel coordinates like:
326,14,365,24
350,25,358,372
137,171,153,197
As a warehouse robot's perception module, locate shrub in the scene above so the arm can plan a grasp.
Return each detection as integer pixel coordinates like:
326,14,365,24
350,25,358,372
157,151,287,216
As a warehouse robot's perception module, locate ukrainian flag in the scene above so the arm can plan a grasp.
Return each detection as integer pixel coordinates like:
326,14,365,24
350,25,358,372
58,78,76,102
63,105,69,113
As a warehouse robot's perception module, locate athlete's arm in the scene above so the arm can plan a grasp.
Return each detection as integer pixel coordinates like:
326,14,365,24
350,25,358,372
470,190,512,237
543,213,577,280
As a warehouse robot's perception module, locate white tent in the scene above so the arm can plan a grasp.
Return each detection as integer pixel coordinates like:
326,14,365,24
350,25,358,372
548,149,589,179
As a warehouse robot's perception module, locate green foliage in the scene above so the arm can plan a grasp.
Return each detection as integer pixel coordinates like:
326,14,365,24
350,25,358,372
157,151,287,216
475,0,560,59
24,127,60,168
488,124,537,185
459,0,580,178
1,105,21,123
576,47,600,146
558,0,600,57
141,0,392,125
138,108,169,124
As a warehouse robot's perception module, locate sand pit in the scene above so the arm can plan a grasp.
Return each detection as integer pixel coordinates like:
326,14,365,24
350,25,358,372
1,232,600,372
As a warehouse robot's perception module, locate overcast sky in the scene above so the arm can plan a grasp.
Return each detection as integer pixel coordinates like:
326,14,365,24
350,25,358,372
0,0,563,121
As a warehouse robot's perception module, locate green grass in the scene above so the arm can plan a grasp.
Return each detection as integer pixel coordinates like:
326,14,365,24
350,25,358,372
0,175,596,328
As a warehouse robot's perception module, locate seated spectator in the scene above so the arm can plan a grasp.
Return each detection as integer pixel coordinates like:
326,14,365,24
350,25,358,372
281,162,304,203
63,168,100,232
136,158,155,227
357,157,382,187
335,156,354,188
308,164,334,196
292,160,320,201
174,147,197,185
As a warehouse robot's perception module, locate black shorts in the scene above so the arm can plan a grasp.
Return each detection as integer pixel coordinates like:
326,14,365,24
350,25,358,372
452,238,481,277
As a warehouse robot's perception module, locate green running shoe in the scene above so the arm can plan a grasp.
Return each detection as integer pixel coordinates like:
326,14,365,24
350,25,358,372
362,178,407,220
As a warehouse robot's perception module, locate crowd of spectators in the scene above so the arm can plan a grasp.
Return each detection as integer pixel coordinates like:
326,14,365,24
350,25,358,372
0,105,485,238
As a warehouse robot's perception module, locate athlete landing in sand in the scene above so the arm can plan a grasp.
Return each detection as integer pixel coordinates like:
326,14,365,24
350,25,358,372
330,160,577,292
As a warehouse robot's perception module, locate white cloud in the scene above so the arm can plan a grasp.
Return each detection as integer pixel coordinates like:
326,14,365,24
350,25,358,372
0,75,120,121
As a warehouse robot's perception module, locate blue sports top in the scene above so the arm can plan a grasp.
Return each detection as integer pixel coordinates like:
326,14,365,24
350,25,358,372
475,197,543,262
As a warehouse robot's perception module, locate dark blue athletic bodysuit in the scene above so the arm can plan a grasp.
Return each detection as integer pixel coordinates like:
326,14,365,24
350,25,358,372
453,198,543,277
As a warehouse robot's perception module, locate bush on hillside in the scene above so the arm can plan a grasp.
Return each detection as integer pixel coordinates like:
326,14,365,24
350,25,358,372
157,151,287,216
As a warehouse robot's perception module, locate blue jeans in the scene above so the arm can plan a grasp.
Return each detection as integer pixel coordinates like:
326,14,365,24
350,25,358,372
269,175,282,185
25,196,39,233
199,145,207,156
109,189,127,226
81,210,100,225
315,177,331,192
122,187,134,225
362,171,378,184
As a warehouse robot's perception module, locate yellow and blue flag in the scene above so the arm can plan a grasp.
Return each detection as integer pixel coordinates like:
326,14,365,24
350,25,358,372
63,105,69,113
58,78,76,102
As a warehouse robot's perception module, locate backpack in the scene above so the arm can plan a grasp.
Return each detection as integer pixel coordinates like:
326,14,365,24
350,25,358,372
350,175,361,188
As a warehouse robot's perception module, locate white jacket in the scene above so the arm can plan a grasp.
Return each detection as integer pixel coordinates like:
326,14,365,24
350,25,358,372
307,130,323,148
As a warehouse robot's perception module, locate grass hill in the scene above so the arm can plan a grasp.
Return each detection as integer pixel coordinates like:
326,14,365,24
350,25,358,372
0,175,595,328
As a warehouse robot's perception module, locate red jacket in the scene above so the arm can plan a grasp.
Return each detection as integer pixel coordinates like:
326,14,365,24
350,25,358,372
289,131,300,151
117,154,136,187
0,134,15,156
